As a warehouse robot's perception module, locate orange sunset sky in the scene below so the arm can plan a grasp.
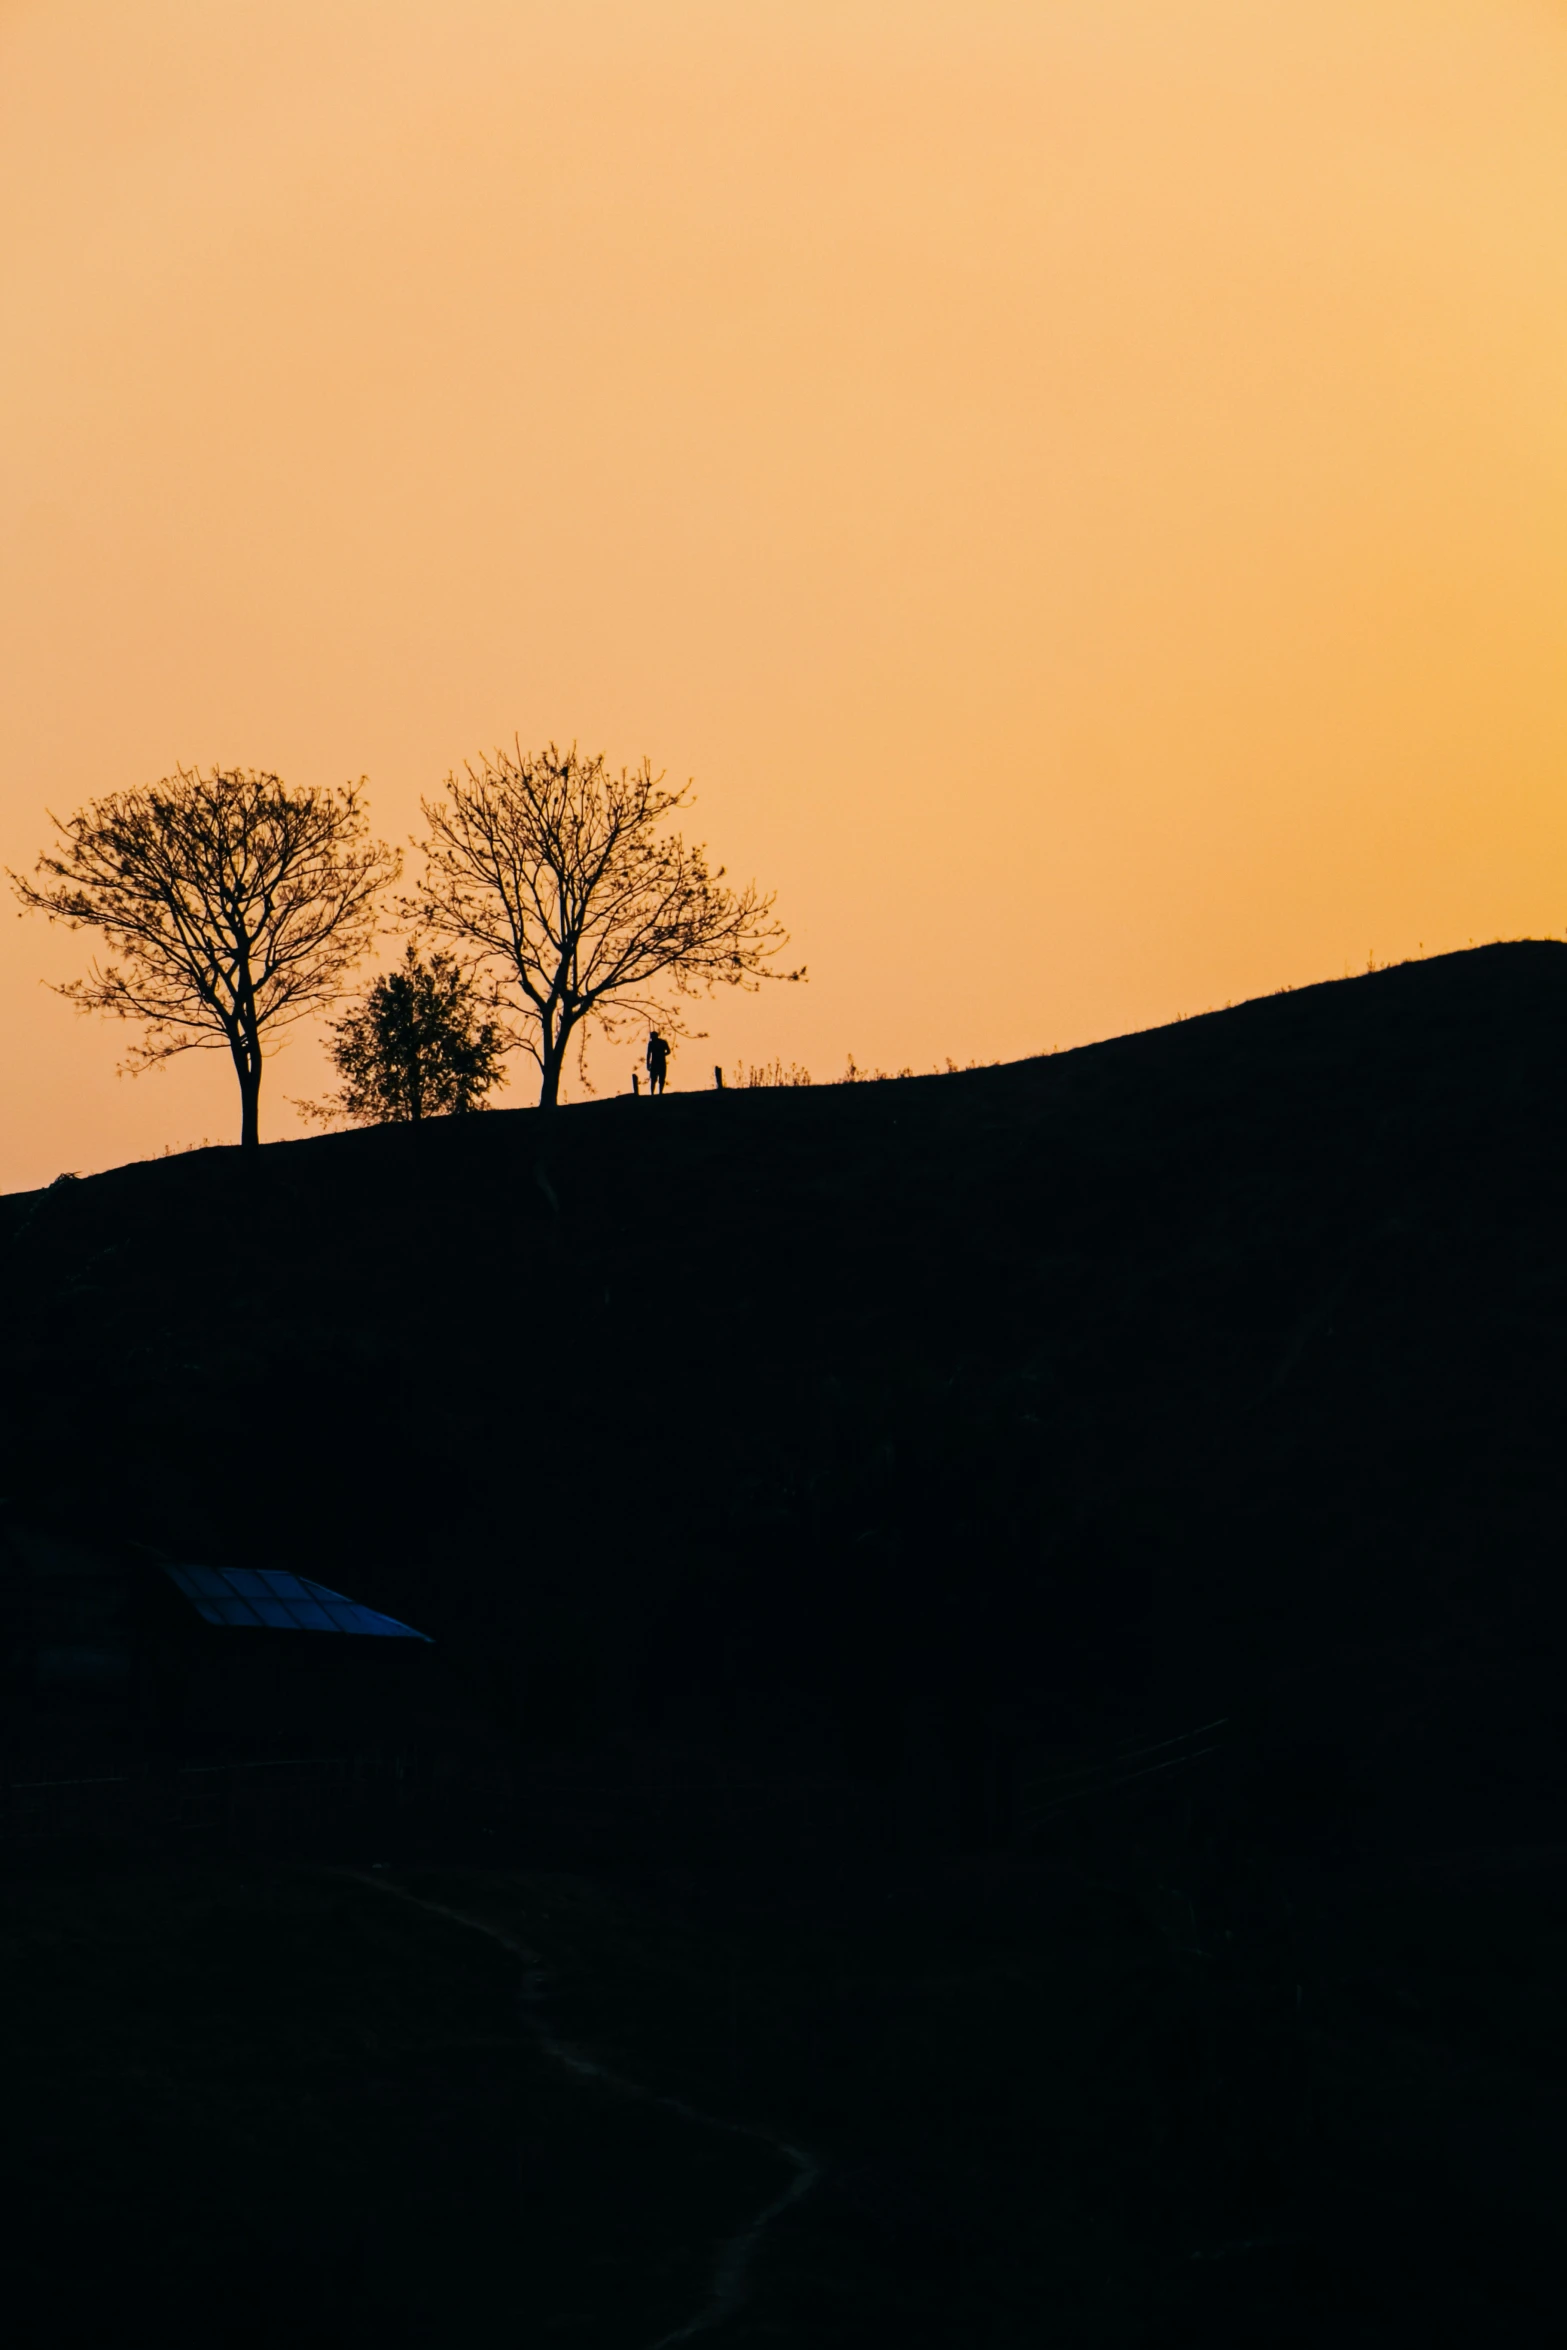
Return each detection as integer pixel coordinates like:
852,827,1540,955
2,0,1564,1191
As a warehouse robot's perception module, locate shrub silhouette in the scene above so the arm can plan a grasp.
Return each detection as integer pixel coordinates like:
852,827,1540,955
315,943,507,1124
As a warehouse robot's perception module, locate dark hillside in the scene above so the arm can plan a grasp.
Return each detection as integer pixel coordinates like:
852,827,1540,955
9,943,1567,2344
4,940,1567,1857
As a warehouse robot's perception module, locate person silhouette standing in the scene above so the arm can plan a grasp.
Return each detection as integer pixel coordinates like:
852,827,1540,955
646,1031,670,1095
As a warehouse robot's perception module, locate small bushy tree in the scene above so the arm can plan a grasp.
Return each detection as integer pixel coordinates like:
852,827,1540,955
316,944,507,1124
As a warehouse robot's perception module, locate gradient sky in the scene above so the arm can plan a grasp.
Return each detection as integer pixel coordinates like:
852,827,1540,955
2,0,1564,1188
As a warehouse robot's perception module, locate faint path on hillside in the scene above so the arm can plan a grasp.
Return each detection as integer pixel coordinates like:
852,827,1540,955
340,1869,819,2347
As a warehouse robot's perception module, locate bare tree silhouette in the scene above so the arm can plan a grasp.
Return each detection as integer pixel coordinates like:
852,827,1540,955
411,741,801,1107
10,767,398,1149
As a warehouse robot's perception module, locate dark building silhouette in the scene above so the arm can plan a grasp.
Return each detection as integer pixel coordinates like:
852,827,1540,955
0,1516,436,1845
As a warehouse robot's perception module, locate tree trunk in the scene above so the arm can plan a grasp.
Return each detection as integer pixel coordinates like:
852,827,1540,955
538,1049,563,1109
230,1023,263,1151
238,1065,261,1151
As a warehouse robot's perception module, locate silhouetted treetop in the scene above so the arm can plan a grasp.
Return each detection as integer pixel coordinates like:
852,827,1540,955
9,766,398,1149
410,741,802,1107
311,942,507,1125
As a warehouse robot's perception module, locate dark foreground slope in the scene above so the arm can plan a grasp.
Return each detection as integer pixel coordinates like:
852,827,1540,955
7,943,1567,2348
4,939,1567,1855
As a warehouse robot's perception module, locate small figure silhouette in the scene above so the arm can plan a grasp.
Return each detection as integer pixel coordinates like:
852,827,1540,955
632,1071,641,1096
646,1031,670,1095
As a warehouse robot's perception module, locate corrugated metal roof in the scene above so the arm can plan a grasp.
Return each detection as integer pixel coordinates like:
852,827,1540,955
162,1563,430,1640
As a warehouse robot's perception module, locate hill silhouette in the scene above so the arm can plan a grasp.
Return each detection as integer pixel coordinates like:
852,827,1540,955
10,941,1567,2344
4,939,1566,1864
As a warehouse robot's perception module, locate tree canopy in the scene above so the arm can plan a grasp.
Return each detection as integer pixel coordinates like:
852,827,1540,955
10,766,398,1148
314,943,507,1125
411,742,801,1107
